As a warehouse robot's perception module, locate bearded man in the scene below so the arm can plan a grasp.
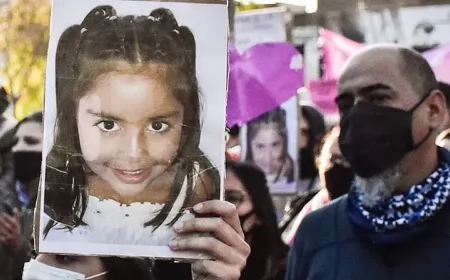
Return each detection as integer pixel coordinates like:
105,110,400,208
285,45,450,280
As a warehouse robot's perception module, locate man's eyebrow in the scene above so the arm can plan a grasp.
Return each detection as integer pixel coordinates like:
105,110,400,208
359,83,393,96
86,109,124,121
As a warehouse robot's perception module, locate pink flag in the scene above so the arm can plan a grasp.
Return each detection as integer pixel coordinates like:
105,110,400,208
320,29,363,80
308,79,339,114
308,29,362,114
423,42,450,84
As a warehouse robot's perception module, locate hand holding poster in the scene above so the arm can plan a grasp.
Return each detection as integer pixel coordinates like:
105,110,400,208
38,0,228,259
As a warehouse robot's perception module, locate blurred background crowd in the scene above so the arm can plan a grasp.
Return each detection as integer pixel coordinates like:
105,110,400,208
1,0,450,279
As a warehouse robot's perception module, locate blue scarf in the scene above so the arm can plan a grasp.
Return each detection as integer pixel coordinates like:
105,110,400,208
348,161,450,244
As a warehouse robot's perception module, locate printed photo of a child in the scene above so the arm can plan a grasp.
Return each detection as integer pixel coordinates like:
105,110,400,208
241,97,298,194
39,0,228,259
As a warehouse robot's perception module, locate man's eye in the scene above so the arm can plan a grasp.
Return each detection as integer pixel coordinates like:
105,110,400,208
368,94,389,103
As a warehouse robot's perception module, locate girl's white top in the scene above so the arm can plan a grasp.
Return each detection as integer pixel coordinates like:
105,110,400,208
43,164,200,246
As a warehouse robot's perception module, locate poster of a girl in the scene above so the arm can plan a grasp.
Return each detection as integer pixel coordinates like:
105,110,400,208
244,106,295,192
39,1,228,258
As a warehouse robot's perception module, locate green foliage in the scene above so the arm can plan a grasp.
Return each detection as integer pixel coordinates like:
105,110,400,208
235,0,267,11
0,0,50,120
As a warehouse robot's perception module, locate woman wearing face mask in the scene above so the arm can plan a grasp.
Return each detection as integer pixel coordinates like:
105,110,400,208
0,111,43,280
12,111,43,211
282,126,354,245
23,254,153,280
225,160,288,280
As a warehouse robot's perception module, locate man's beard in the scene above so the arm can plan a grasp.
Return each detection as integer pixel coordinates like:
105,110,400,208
354,163,404,208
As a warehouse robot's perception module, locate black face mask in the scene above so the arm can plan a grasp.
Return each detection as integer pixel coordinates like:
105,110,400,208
324,164,354,200
14,152,42,184
339,95,433,178
299,148,317,179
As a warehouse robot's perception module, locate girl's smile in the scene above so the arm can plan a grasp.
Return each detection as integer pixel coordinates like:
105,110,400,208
111,167,152,185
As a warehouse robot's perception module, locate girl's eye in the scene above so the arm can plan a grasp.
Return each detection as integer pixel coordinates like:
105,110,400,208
148,121,169,133
96,120,120,132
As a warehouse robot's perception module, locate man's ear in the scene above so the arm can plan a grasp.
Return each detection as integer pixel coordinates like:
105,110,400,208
427,90,448,129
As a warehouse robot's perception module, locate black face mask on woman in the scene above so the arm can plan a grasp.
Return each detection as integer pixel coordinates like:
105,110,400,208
339,94,433,178
14,151,42,184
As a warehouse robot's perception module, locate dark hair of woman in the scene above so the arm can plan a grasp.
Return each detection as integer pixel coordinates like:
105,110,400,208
43,6,220,236
13,111,43,133
245,107,294,182
226,160,288,280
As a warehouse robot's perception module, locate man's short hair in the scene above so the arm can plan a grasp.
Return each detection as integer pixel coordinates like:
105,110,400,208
439,81,450,110
398,48,438,97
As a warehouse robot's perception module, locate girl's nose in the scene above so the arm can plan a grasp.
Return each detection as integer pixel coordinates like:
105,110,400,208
121,128,148,157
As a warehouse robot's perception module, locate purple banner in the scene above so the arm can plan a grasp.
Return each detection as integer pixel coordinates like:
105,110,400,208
227,42,304,127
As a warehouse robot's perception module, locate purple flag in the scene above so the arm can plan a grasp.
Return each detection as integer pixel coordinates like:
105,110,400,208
227,42,304,127
423,42,450,84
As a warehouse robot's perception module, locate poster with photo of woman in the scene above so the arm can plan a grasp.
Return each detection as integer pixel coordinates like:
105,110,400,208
38,0,228,259
240,97,298,194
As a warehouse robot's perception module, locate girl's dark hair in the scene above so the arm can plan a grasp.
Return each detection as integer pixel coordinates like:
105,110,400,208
245,107,293,182
226,160,288,279
44,6,220,235
102,257,153,280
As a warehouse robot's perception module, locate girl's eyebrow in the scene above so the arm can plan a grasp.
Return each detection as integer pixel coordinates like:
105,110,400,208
86,109,123,121
148,111,181,121
86,109,181,122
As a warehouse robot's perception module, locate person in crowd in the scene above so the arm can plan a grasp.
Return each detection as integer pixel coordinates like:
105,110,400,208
23,254,153,280
281,126,354,245
12,111,43,211
286,45,450,279
297,102,326,193
226,125,241,161
438,81,450,129
278,104,326,235
224,160,288,280
0,87,17,138
0,111,43,280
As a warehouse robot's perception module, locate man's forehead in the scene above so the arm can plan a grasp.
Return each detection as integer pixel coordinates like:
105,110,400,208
338,50,403,93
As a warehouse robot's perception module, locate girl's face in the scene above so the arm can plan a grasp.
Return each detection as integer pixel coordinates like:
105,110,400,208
77,73,184,198
250,123,283,175
35,254,107,279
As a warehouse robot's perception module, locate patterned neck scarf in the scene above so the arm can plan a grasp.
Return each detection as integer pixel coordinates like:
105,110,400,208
348,161,450,244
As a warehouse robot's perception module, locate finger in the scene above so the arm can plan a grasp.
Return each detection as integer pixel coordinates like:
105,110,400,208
170,236,244,266
0,216,14,235
1,214,19,231
192,260,241,280
193,200,243,238
175,217,242,248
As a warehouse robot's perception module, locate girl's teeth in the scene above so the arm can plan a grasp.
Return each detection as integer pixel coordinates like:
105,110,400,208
123,170,143,175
